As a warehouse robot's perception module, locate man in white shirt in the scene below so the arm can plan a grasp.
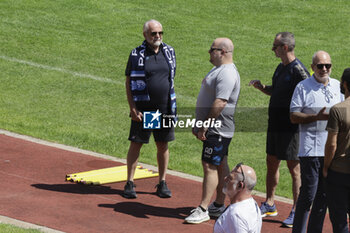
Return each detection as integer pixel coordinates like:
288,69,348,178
213,163,262,233
290,50,343,233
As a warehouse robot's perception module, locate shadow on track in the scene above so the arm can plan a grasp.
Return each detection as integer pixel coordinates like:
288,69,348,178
31,183,150,196
99,201,193,220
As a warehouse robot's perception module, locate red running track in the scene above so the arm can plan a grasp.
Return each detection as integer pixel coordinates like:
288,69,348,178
0,133,332,233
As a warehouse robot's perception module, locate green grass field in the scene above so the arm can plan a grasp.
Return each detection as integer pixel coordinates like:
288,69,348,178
1,0,350,202
0,223,40,233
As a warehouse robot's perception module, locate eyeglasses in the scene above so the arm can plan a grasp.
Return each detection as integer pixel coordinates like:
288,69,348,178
209,47,223,53
151,31,163,36
316,64,332,69
235,162,245,183
272,44,284,50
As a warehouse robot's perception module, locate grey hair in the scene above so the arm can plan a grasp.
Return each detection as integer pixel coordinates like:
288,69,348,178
245,174,257,191
276,32,295,51
143,19,162,33
236,173,256,191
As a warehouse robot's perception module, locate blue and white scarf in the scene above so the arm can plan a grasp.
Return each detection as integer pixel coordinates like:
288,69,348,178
128,40,177,117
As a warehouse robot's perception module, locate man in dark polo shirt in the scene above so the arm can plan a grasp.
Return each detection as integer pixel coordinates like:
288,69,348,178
249,32,309,227
124,19,176,199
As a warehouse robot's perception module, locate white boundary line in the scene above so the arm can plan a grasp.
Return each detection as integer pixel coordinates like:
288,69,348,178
0,54,196,102
0,55,120,84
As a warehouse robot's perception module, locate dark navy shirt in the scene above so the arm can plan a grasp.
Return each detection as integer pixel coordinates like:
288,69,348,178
268,58,309,131
125,44,170,113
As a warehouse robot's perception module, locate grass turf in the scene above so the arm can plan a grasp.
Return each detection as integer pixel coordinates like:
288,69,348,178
1,0,350,199
0,223,41,233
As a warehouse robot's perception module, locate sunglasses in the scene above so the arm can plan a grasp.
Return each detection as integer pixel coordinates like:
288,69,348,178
235,162,245,183
151,31,163,36
316,64,332,69
209,47,223,53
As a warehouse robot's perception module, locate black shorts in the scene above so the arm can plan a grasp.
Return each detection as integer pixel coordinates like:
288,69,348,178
202,134,232,165
128,120,175,143
266,131,299,161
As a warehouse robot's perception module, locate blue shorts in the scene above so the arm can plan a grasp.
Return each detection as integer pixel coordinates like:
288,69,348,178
202,134,232,165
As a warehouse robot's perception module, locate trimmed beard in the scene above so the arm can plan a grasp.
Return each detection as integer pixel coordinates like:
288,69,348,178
154,40,162,47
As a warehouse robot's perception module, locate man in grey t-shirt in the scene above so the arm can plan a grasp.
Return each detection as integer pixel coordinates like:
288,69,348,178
185,37,240,224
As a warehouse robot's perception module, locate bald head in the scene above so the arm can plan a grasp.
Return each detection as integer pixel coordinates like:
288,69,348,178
311,50,332,82
209,38,234,66
312,50,331,65
223,163,257,203
241,165,257,191
215,37,234,53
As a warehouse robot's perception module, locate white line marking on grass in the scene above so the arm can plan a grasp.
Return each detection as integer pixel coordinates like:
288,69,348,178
0,55,195,102
0,55,121,84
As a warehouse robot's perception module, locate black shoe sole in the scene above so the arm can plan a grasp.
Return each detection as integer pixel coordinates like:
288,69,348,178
122,193,137,199
156,192,172,198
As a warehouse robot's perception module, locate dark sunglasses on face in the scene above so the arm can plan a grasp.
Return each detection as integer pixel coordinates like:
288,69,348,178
316,64,332,69
209,47,223,53
151,31,163,36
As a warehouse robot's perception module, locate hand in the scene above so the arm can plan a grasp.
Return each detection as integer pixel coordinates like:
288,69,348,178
322,167,328,178
249,80,264,90
197,127,208,141
316,107,329,121
130,109,143,122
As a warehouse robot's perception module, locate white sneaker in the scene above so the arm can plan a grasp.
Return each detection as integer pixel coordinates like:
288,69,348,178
208,202,226,217
185,207,210,224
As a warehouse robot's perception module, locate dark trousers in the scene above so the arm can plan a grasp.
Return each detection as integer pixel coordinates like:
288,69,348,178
292,157,327,233
326,169,350,233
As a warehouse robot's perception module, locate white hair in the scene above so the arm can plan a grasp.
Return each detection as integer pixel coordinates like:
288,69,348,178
143,19,162,33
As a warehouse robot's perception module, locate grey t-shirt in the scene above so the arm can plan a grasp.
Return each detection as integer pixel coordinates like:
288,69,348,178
195,63,240,138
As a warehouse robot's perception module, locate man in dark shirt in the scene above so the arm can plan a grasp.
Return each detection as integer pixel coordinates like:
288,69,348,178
125,43,171,113
249,32,309,228
124,19,176,199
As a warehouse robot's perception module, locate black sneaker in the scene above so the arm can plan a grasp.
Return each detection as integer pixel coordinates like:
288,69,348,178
155,180,172,198
123,181,137,199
